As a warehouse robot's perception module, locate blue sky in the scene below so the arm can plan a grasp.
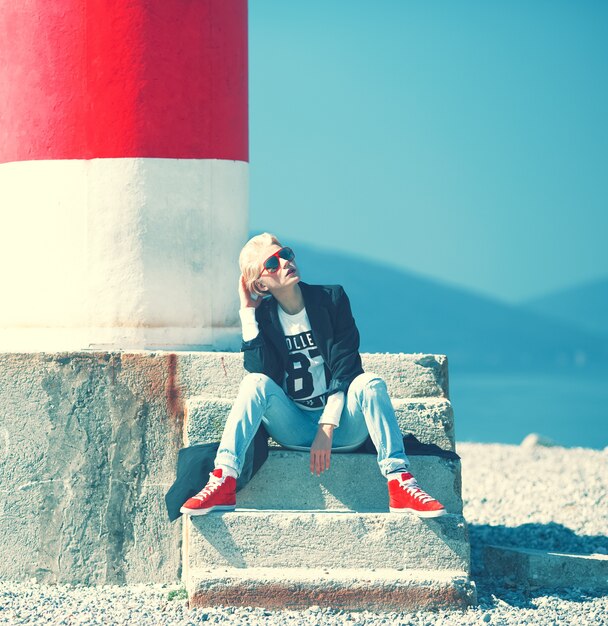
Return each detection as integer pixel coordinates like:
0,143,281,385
248,1,608,304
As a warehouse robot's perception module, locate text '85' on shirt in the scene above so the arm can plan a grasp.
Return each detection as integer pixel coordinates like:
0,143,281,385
277,305,329,410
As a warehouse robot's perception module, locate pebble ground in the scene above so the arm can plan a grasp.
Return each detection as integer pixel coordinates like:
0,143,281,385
1,442,606,625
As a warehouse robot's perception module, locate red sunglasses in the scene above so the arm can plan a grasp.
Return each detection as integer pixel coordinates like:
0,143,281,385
261,246,295,273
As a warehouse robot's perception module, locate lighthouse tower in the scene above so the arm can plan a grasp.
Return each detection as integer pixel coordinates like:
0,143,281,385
0,0,248,350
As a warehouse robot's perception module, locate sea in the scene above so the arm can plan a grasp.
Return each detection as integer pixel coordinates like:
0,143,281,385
449,369,608,450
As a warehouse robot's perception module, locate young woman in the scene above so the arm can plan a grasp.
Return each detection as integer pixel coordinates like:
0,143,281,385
180,233,446,517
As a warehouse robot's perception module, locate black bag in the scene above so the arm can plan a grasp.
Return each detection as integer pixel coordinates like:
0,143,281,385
164,423,270,522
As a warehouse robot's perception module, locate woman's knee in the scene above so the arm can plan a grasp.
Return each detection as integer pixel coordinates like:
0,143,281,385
239,372,276,395
349,372,387,396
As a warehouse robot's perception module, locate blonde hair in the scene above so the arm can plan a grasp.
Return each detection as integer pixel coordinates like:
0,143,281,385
239,232,283,296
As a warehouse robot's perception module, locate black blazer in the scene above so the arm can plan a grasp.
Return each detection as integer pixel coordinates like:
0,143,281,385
242,281,365,397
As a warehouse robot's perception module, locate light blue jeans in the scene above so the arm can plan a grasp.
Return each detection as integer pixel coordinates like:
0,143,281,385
215,371,410,478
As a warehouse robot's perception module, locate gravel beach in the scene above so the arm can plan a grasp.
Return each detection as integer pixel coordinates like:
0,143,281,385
1,442,607,625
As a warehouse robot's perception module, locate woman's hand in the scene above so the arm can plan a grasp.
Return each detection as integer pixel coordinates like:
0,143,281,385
238,274,264,309
310,424,334,475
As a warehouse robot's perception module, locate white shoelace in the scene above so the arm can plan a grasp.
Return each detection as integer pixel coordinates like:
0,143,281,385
399,477,435,504
192,472,224,501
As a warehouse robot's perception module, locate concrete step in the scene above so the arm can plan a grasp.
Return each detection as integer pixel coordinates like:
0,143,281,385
179,352,450,399
183,511,471,574
187,566,477,611
483,545,608,591
234,449,462,514
361,353,450,399
185,396,455,451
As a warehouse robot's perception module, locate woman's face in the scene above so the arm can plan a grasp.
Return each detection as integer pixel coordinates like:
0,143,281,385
255,243,300,295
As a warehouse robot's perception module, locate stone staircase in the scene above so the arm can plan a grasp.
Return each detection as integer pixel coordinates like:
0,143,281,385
180,354,477,611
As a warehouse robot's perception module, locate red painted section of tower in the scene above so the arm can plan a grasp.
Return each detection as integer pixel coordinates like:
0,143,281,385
0,0,248,164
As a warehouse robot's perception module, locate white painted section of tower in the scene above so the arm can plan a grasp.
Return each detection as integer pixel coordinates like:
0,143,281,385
0,158,248,351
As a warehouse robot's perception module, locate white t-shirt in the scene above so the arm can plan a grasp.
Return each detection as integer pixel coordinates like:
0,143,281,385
238,305,345,427
277,305,328,410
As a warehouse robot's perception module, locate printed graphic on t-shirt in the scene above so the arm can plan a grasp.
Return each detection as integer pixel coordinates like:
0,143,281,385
283,330,327,410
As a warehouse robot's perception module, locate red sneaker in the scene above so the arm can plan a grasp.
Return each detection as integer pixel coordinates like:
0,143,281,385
180,468,236,516
388,472,447,517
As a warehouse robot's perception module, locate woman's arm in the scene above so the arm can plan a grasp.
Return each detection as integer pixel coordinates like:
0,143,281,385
239,306,259,341
238,274,282,379
311,387,345,476
317,390,345,427
310,424,334,475
238,273,265,372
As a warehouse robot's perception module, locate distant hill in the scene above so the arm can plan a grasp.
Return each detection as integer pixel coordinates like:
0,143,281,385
520,277,608,338
289,241,608,374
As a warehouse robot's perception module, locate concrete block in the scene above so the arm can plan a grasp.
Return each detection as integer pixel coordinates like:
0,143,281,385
0,351,183,585
173,352,450,399
394,397,454,451
185,396,455,451
232,450,462,514
361,353,450,398
187,566,477,611
184,397,230,446
0,349,451,585
483,545,608,591
184,511,470,573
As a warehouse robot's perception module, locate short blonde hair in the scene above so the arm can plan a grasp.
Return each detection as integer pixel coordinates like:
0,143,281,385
239,232,283,296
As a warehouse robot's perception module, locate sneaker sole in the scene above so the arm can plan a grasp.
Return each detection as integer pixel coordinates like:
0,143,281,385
180,504,236,516
389,506,447,518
